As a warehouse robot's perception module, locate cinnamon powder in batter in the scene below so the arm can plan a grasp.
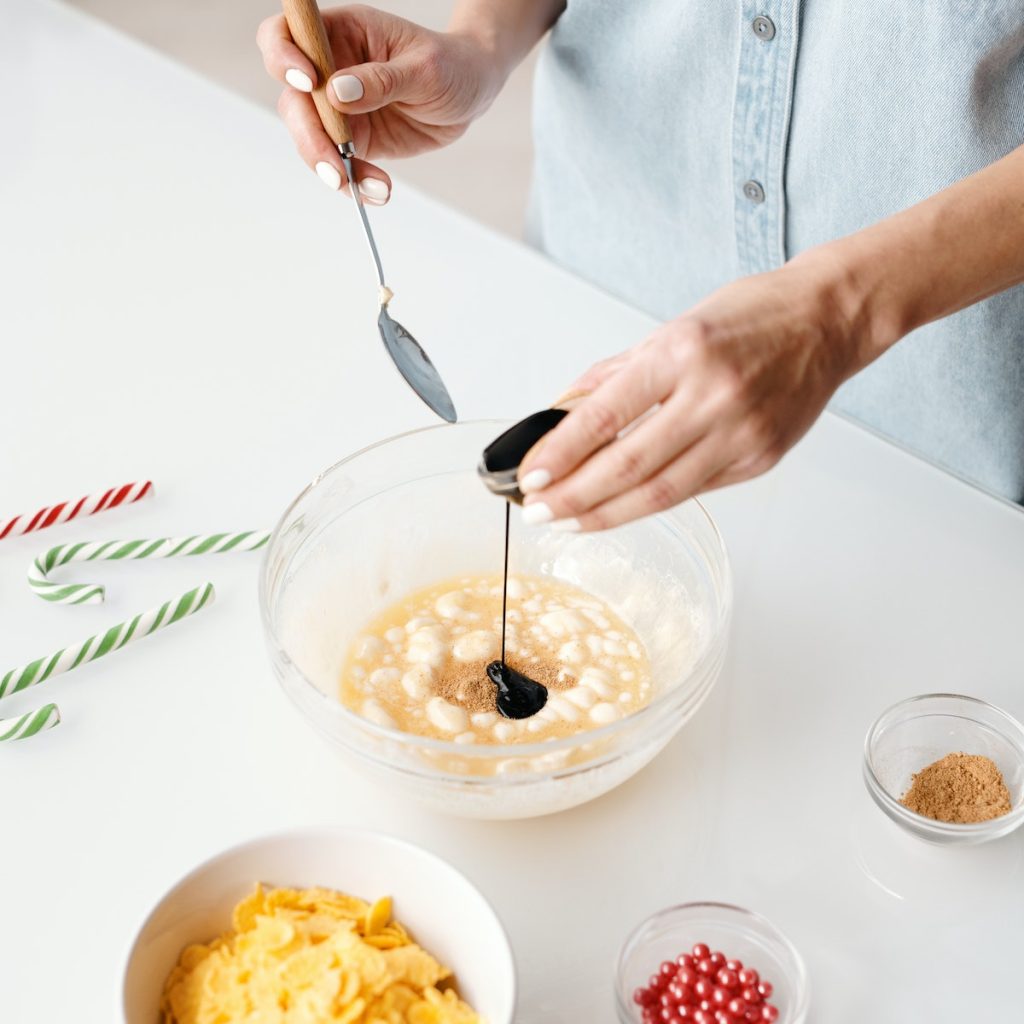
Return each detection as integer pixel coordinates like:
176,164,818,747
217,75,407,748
436,659,576,714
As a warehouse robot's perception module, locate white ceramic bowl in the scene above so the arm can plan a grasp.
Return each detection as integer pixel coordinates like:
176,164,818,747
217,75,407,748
260,421,731,819
122,827,516,1024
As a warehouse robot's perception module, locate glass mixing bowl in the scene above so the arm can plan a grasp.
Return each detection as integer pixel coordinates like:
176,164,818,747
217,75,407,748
260,421,731,819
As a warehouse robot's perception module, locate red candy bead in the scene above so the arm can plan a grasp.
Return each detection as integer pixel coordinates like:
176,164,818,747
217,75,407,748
715,1012,731,1024
634,987,649,1006
692,943,711,960
761,1006,779,1023
678,967,698,987
677,953,695,968
711,987,730,1007
662,961,680,978
744,1010,761,1024
694,979,714,999
709,951,726,968
738,968,759,988
742,988,762,1006
717,969,739,990
693,1012,715,1024
726,959,744,972
697,959,717,976
757,982,773,1000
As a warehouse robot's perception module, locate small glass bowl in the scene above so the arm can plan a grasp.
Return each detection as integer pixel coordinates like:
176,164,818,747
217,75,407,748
615,903,809,1024
863,693,1024,845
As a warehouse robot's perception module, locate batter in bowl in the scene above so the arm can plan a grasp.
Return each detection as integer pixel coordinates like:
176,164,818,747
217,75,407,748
340,573,652,744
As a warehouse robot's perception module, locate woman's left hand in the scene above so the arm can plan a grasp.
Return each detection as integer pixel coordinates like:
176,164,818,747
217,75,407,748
517,248,884,531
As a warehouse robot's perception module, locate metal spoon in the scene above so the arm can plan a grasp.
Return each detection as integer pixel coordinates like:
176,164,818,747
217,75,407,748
282,0,457,423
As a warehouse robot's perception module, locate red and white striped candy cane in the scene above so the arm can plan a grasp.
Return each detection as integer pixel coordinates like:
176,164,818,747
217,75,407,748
0,481,153,541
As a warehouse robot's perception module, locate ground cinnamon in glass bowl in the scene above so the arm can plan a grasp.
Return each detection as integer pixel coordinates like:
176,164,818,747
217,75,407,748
863,693,1024,845
900,752,1012,824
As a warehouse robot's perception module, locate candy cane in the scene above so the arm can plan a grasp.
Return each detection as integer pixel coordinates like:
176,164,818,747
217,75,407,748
28,530,271,605
0,703,61,743
0,583,215,705
2,522,271,741
0,481,153,540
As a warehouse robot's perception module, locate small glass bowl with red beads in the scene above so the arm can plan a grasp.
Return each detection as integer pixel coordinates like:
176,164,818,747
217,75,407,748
614,902,809,1024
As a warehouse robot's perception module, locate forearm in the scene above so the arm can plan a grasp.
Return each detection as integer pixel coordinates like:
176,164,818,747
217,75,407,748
449,0,565,75
824,144,1024,369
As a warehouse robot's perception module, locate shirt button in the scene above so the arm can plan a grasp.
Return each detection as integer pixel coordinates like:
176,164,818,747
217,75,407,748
742,180,766,204
752,15,776,40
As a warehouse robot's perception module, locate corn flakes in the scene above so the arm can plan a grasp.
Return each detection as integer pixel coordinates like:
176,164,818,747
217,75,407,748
160,885,483,1024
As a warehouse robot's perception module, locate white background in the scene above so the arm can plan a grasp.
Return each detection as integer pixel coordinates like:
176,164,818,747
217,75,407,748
2,3,1023,1021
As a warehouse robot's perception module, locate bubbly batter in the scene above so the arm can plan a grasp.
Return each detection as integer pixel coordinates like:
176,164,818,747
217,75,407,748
340,573,652,744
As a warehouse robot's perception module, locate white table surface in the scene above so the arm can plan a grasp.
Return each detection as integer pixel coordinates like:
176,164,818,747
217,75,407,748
4,2,1024,1021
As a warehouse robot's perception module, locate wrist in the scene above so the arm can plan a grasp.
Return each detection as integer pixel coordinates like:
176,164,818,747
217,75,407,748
818,146,1024,350
446,18,520,85
447,28,516,95
448,1,564,81
790,235,907,376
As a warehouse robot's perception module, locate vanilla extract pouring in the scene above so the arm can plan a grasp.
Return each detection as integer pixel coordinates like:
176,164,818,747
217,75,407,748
487,500,548,720
487,659,548,720
479,411,572,720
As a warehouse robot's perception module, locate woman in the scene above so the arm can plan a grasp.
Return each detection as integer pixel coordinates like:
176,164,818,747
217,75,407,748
258,2,1024,529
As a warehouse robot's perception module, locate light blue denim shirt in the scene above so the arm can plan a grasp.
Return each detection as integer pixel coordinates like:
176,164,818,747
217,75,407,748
528,1,1024,502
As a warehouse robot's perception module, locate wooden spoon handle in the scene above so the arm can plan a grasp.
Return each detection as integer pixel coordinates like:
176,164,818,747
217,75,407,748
281,0,354,148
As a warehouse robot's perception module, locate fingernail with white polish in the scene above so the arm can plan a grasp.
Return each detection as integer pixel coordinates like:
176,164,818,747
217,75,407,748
284,68,313,92
315,161,342,190
519,469,552,494
358,178,390,203
552,517,581,533
521,502,554,526
332,74,364,103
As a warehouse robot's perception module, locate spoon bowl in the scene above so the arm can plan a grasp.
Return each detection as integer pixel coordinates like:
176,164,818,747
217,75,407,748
379,308,457,423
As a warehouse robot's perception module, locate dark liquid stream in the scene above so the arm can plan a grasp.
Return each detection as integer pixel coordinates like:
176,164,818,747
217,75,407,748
500,500,510,663
487,500,548,719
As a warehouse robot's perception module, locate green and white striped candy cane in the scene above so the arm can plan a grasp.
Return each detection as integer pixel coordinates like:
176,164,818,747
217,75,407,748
0,703,60,743
0,583,215,700
28,530,271,604
0,583,215,741
3,527,270,742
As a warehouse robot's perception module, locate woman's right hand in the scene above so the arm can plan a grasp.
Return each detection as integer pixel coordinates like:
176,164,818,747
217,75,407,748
257,4,507,203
